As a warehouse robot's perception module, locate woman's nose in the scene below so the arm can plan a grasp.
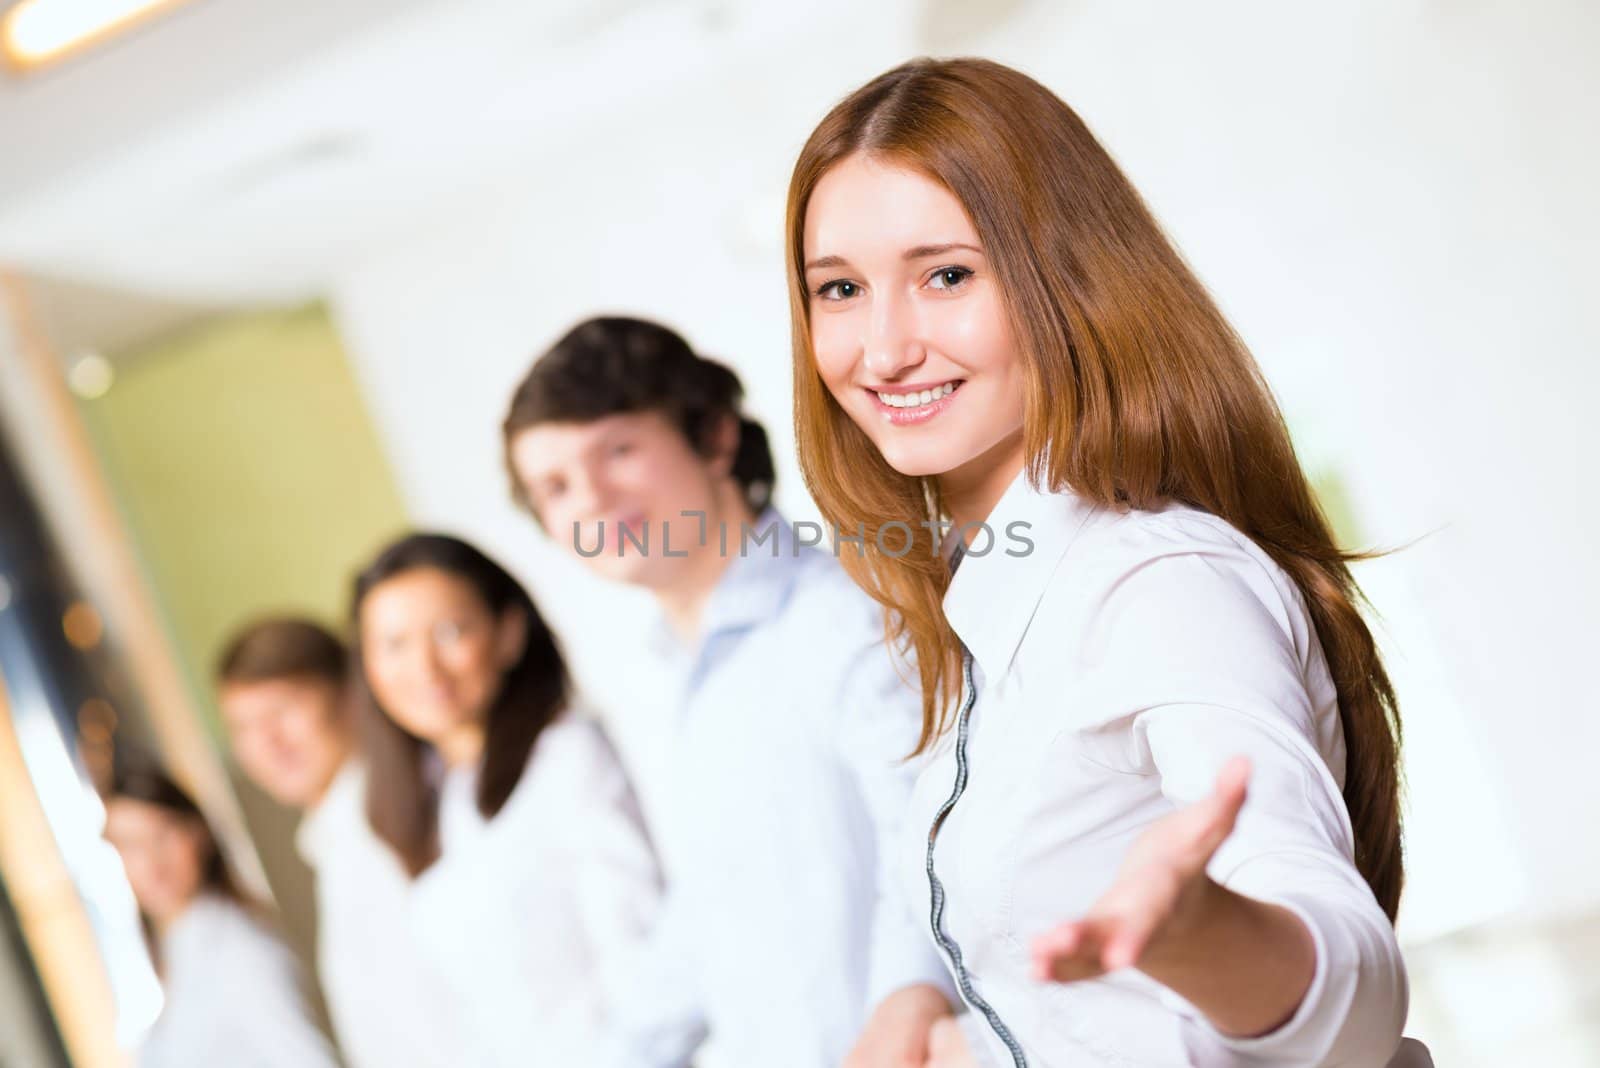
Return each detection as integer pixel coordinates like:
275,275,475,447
862,294,926,379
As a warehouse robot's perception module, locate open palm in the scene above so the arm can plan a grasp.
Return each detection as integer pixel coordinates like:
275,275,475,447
1030,756,1252,982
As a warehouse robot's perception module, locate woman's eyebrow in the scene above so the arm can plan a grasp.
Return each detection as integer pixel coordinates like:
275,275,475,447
805,242,983,271
904,242,983,260
804,253,849,271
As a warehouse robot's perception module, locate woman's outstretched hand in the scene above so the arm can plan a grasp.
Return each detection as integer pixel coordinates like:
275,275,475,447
1029,756,1251,981
1028,755,1317,1039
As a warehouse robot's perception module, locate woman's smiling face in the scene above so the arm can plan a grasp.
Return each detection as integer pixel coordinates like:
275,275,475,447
802,153,1027,495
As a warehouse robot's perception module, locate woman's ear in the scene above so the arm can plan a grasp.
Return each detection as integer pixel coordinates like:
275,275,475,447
495,607,530,669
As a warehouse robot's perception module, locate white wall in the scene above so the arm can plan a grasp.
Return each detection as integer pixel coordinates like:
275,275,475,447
329,1,1600,940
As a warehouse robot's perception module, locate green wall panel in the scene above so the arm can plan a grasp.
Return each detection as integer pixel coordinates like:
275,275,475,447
80,303,407,734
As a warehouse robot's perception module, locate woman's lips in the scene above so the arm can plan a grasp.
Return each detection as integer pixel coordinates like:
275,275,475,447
868,380,964,426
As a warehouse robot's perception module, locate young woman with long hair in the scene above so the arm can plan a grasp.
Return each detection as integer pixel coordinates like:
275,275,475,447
103,766,339,1067
350,532,661,1066
788,58,1421,1067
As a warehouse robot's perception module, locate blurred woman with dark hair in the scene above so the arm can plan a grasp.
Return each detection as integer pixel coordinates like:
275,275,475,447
350,531,661,1066
103,767,339,1067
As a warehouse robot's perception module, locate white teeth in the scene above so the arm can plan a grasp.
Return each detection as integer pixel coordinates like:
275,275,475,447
876,382,958,410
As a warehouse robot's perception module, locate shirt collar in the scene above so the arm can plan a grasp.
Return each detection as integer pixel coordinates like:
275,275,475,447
294,760,362,864
646,507,807,655
943,468,1102,681
163,892,230,956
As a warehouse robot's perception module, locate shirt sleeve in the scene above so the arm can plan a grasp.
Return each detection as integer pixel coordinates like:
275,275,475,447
832,632,960,1010
227,914,344,1068
556,722,706,1068
1092,544,1408,1067
593,887,710,1068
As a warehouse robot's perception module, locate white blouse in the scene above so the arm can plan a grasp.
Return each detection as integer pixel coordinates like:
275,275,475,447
908,471,1410,1067
137,895,339,1068
297,761,464,1068
409,713,663,1067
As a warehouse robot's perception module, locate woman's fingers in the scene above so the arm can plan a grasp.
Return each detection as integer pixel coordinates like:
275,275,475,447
927,1015,962,1055
1102,898,1164,971
1031,917,1117,981
1033,755,1253,987
1031,919,1082,961
1195,756,1251,859
1212,755,1251,824
926,1015,977,1068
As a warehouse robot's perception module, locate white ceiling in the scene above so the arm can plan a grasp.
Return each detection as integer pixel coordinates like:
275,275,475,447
0,0,949,304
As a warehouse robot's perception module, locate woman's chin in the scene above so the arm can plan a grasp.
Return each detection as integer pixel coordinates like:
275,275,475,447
399,709,475,744
874,439,965,480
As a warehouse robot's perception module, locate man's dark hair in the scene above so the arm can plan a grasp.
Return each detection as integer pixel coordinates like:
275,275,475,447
502,316,775,515
215,617,347,687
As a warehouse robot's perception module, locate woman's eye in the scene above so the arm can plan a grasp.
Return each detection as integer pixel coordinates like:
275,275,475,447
928,266,974,291
609,442,634,458
816,280,861,301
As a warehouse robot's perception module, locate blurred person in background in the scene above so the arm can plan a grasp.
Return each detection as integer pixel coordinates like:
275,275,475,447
502,317,955,1067
216,618,461,1067
103,765,341,1068
351,531,662,1066
789,57,1425,1067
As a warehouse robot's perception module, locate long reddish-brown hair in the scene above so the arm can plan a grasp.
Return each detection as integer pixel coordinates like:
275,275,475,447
785,58,1404,919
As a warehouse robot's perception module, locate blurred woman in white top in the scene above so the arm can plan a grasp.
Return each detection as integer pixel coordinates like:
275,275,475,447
350,532,662,1067
104,766,339,1068
789,58,1426,1067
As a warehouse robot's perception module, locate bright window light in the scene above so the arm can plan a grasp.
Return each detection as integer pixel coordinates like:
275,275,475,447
1,0,191,72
